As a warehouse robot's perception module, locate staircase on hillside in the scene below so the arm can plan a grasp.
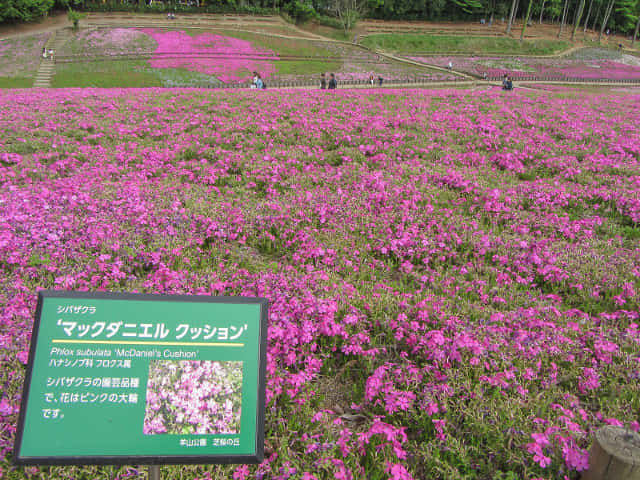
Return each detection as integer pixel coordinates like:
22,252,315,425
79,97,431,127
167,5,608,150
32,28,73,88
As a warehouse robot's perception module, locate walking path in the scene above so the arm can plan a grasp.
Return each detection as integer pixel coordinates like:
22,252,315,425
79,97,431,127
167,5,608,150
32,28,73,88
32,31,56,88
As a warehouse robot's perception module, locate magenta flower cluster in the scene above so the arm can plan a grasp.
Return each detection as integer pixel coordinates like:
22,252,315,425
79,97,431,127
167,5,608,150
140,29,278,83
0,87,639,479
143,360,242,435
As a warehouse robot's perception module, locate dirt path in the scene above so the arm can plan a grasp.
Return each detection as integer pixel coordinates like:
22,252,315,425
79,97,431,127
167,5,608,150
0,13,68,40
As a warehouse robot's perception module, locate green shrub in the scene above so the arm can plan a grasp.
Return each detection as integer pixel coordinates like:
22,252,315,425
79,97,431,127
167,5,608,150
286,0,315,23
67,8,85,30
0,0,54,22
80,1,276,14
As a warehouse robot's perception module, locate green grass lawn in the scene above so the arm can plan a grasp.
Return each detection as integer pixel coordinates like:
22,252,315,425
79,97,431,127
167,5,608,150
52,59,228,88
360,33,571,55
218,30,341,54
215,30,346,76
0,76,33,88
52,60,163,88
275,58,341,76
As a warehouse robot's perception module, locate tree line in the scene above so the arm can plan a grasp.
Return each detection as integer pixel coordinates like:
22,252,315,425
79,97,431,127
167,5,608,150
1,0,639,42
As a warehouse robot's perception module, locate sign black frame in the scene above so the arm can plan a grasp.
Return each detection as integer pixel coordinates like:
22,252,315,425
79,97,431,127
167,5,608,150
13,290,268,466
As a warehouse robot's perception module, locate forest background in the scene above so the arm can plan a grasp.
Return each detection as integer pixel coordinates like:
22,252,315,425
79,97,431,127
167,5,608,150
1,0,639,45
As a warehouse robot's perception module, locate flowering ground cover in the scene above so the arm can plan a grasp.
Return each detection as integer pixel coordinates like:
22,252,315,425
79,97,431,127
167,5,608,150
141,29,279,83
408,48,640,80
0,33,48,87
54,27,278,86
59,28,156,57
53,27,453,87
144,360,243,435
0,87,639,480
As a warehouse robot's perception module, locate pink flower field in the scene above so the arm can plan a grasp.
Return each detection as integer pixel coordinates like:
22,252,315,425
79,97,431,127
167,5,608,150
409,53,640,80
140,29,278,83
0,87,639,479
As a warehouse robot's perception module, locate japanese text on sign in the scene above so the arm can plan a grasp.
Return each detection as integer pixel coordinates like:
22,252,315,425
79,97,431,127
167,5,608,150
55,319,248,342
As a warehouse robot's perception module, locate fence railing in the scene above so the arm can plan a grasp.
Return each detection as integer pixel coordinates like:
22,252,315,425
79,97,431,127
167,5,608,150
167,76,472,89
54,52,387,64
487,76,640,83
163,76,640,88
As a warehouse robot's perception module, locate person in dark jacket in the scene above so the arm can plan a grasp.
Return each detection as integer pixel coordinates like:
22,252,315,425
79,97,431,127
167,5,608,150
502,74,513,90
328,73,337,89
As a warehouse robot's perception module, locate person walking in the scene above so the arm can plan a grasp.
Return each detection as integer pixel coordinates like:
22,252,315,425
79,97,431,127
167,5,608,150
328,73,337,90
320,73,327,89
502,74,513,90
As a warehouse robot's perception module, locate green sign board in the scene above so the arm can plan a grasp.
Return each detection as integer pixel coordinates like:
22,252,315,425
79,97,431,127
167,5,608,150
14,291,268,465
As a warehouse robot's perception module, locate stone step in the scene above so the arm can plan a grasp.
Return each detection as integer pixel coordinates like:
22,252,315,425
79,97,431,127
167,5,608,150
33,30,59,89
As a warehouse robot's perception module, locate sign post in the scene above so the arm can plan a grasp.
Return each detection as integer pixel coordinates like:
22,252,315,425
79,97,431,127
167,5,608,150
149,465,160,480
14,291,268,467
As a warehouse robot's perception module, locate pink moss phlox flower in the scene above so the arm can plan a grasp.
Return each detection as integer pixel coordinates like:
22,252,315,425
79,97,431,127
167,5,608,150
385,462,414,480
140,29,278,83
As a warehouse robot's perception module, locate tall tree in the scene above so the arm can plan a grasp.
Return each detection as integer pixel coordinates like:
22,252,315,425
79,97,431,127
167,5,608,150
506,0,519,34
539,0,547,22
598,0,615,41
520,0,534,39
590,0,603,29
545,0,564,21
557,0,571,37
583,0,596,32
571,0,586,39
634,1,640,45
330,0,366,33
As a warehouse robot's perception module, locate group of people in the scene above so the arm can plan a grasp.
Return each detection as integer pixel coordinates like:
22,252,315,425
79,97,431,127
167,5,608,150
41,47,54,61
248,69,513,90
368,75,384,86
501,74,513,90
251,71,266,89
319,73,337,89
